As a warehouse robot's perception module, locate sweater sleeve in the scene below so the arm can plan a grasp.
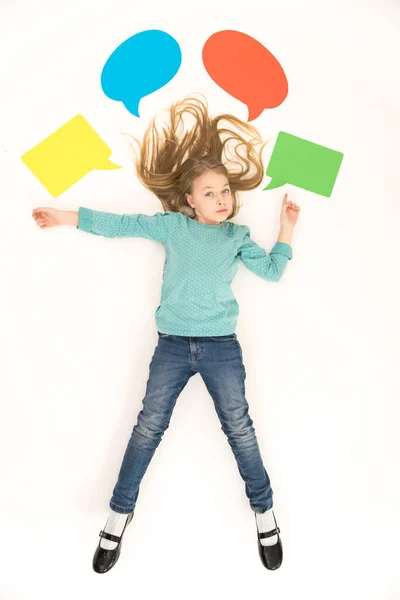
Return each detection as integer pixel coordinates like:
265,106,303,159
76,207,174,244
236,225,292,282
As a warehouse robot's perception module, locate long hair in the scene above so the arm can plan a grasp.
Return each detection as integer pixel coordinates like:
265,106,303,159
125,93,268,220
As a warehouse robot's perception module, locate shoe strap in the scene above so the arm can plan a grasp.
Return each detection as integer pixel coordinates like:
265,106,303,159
258,527,280,539
98,513,132,543
99,530,121,543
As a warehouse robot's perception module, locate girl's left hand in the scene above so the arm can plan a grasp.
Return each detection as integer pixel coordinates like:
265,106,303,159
280,193,301,229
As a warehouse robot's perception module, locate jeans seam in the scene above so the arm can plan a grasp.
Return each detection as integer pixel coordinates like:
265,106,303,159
212,401,251,482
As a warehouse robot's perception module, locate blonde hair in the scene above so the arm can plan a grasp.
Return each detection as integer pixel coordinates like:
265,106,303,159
125,93,268,220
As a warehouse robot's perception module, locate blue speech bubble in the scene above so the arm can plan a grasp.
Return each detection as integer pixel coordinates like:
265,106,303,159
101,30,182,117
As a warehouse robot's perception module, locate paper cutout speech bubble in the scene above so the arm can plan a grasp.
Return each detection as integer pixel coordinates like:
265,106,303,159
21,114,121,197
202,30,288,121
263,132,344,197
101,30,182,117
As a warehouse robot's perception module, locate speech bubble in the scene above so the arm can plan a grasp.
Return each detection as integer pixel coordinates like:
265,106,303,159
101,30,182,117
262,132,344,196
21,114,121,197
202,30,288,121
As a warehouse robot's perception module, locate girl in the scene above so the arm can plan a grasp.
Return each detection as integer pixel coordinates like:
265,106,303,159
32,93,300,574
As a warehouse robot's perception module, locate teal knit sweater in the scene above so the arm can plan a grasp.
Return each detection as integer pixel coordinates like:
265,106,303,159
77,207,292,336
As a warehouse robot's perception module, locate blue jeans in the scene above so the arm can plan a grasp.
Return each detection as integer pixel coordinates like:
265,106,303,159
109,332,274,515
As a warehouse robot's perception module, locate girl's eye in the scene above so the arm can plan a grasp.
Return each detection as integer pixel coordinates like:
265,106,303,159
206,189,230,197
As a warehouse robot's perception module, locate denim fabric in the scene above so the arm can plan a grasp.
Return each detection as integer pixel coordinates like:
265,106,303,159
109,333,273,514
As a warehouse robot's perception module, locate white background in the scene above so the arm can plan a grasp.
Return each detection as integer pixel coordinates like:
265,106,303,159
1,0,399,598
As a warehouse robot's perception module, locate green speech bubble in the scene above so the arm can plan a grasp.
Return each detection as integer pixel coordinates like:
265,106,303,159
263,131,344,197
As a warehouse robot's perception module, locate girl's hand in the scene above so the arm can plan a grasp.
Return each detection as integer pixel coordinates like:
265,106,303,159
280,193,301,229
32,207,76,228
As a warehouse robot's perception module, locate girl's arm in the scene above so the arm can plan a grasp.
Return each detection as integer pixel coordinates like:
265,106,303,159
32,206,174,245
236,225,293,282
76,207,173,244
64,210,79,227
277,225,293,246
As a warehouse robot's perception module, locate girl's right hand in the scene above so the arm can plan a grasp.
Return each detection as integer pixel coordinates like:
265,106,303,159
32,207,76,228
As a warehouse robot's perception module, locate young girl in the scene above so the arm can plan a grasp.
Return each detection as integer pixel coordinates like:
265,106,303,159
32,93,300,574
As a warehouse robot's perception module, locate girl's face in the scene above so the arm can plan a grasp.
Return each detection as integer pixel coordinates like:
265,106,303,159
185,170,232,225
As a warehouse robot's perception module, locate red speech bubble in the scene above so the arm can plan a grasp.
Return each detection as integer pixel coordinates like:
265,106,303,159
202,30,288,121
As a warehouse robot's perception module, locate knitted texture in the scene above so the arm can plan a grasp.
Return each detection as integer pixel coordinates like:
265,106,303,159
77,207,292,336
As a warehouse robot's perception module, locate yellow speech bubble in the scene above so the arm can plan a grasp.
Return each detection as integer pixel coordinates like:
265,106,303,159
21,114,122,197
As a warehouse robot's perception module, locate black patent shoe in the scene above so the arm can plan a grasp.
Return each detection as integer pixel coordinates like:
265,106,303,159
255,510,283,570
92,511,134,574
